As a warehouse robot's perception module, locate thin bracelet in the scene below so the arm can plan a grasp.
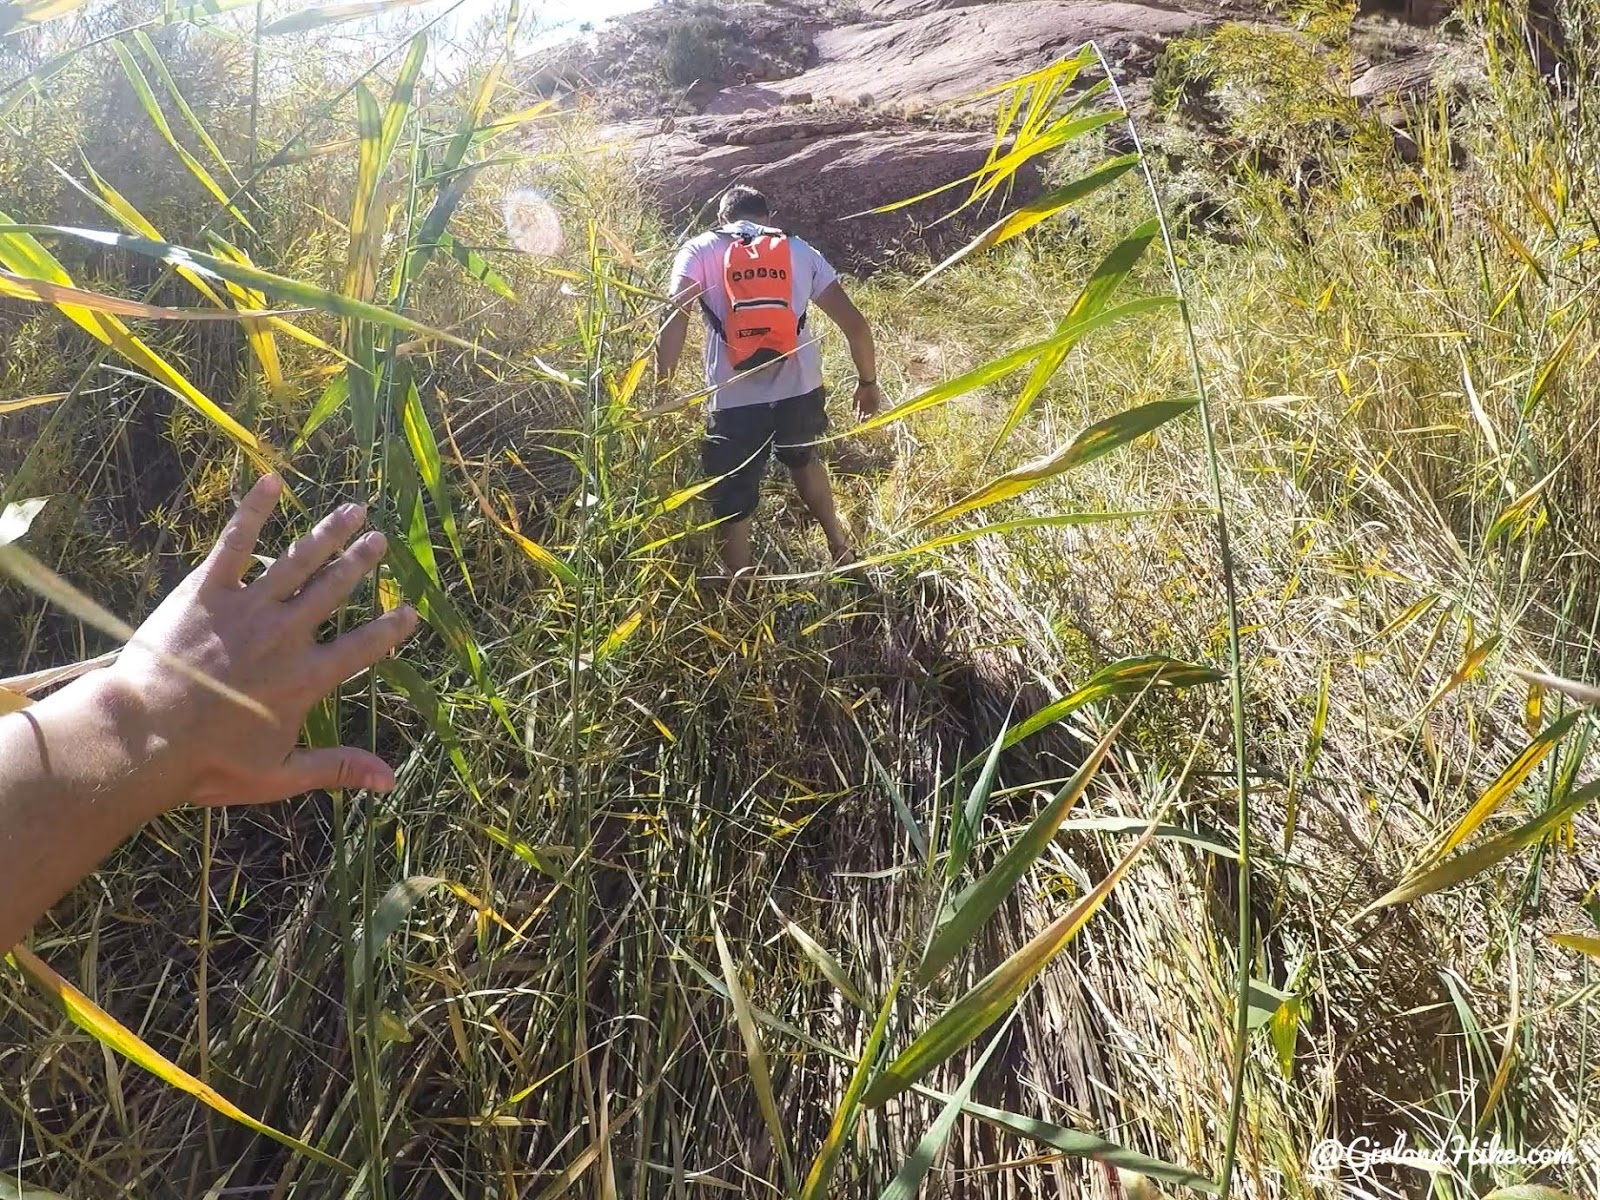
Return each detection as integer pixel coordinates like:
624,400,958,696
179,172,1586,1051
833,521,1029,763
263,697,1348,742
857,377,877,387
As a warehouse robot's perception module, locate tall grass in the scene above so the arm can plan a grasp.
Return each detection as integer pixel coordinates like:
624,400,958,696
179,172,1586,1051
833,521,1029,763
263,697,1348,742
2,0,1600,1196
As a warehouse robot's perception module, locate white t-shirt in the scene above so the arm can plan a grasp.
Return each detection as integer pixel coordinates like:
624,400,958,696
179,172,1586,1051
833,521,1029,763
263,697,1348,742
669,222,839,410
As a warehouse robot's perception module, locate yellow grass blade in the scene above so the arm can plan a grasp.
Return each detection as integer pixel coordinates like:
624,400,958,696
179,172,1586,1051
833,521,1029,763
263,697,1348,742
488,504,578,589
990,219,1164,457
0,392,65,414
0,541,271,720
0,0,87,36
1483,466,1557,547
482,99,559,134
8,945,351,1172
969,110,1123,208
0,686,30,714
848,59,1096,221
923,397,1196,526
773,906,868,1010
344,82,384,304
838,296,1175,441
0,650,117,695
1378,593,1441,641
919,700,1139,983
610,352,651,407
0,216,280,474
132,31,240,186
208,236,288,395
799,972,902,1200
0,223,471,348
712,915,796,1191
1359,778,1600,916
1433,713,1580,860
110,39,255,232
0,271,299,321
595,609,644,664
1524,676,1544,736
75,165,340,362
966,46,1095,105
1550,932,1600,958
864,818,1159,1107
913,154,1141,287
1486,211,1548,285
1415,632,1501,721
74,159,230,305
1525,316,1581,411
1001,655,1222,752
380,35,427,166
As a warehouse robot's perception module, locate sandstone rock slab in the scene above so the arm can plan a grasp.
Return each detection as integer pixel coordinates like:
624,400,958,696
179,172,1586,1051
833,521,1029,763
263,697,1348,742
707,0,1212,113
608,110,1045,270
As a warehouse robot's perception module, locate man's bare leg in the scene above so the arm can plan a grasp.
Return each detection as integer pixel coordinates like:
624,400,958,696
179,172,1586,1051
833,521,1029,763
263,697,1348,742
789,460,854,563
717,517,755,575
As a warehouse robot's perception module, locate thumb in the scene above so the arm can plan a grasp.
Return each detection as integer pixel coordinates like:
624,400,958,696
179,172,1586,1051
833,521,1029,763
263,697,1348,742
275,746,397,797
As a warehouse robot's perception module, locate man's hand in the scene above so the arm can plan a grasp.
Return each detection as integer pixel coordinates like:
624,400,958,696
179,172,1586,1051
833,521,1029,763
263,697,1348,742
0,475,421,946
104,474,419,808
853,380,884,419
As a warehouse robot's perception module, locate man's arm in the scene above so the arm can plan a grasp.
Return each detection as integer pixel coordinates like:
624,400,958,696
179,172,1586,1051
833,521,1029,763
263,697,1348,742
655,278,703,385
0,476,417,948
813,281,882,417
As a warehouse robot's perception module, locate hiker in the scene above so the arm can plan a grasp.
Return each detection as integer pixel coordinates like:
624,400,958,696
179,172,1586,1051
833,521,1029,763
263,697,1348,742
656,184,884,576
0,476,417,947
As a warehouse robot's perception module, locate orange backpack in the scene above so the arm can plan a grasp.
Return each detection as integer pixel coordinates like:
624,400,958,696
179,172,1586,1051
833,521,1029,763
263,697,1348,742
702,226,806,372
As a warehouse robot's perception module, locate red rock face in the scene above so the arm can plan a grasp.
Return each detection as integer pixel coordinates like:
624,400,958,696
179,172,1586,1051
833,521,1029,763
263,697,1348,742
577,0,1220,269
707,1,1212,114
606,110,1049,271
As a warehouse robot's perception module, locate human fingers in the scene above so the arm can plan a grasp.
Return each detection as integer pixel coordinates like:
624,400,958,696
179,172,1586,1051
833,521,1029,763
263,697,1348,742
310,605,418,692
202,475,283,586
256,502,366,600
271,745,397,797
286,530,388,626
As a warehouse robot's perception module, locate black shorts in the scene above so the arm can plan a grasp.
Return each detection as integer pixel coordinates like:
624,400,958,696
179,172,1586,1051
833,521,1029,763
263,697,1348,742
701,387,828,522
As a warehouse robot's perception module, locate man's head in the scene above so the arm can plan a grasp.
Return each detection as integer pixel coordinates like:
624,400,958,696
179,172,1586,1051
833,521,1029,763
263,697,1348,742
717,184,770,225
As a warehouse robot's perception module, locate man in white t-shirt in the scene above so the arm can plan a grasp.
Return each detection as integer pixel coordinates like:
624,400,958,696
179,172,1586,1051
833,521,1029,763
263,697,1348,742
655,185,884,578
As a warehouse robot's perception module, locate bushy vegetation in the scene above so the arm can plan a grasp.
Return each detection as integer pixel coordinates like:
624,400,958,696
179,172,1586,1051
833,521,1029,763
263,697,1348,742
661,12,732,87
2,0,1599,1197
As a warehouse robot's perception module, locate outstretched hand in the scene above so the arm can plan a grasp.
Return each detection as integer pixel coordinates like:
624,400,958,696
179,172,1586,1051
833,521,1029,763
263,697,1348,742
0,476,420,946
106,474,418,808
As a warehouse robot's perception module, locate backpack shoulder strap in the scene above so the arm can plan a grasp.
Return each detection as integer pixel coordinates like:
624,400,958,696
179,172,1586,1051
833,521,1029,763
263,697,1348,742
698,292,725,342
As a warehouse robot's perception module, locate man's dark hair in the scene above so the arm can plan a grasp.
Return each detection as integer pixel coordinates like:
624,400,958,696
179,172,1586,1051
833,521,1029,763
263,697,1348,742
717,185,770,224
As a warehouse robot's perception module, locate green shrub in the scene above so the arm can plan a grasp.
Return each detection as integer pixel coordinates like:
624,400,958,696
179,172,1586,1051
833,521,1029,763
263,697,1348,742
661,14,731,88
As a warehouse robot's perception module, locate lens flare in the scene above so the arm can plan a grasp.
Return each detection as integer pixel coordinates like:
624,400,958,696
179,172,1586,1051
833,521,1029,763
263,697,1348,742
503,188,564,257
